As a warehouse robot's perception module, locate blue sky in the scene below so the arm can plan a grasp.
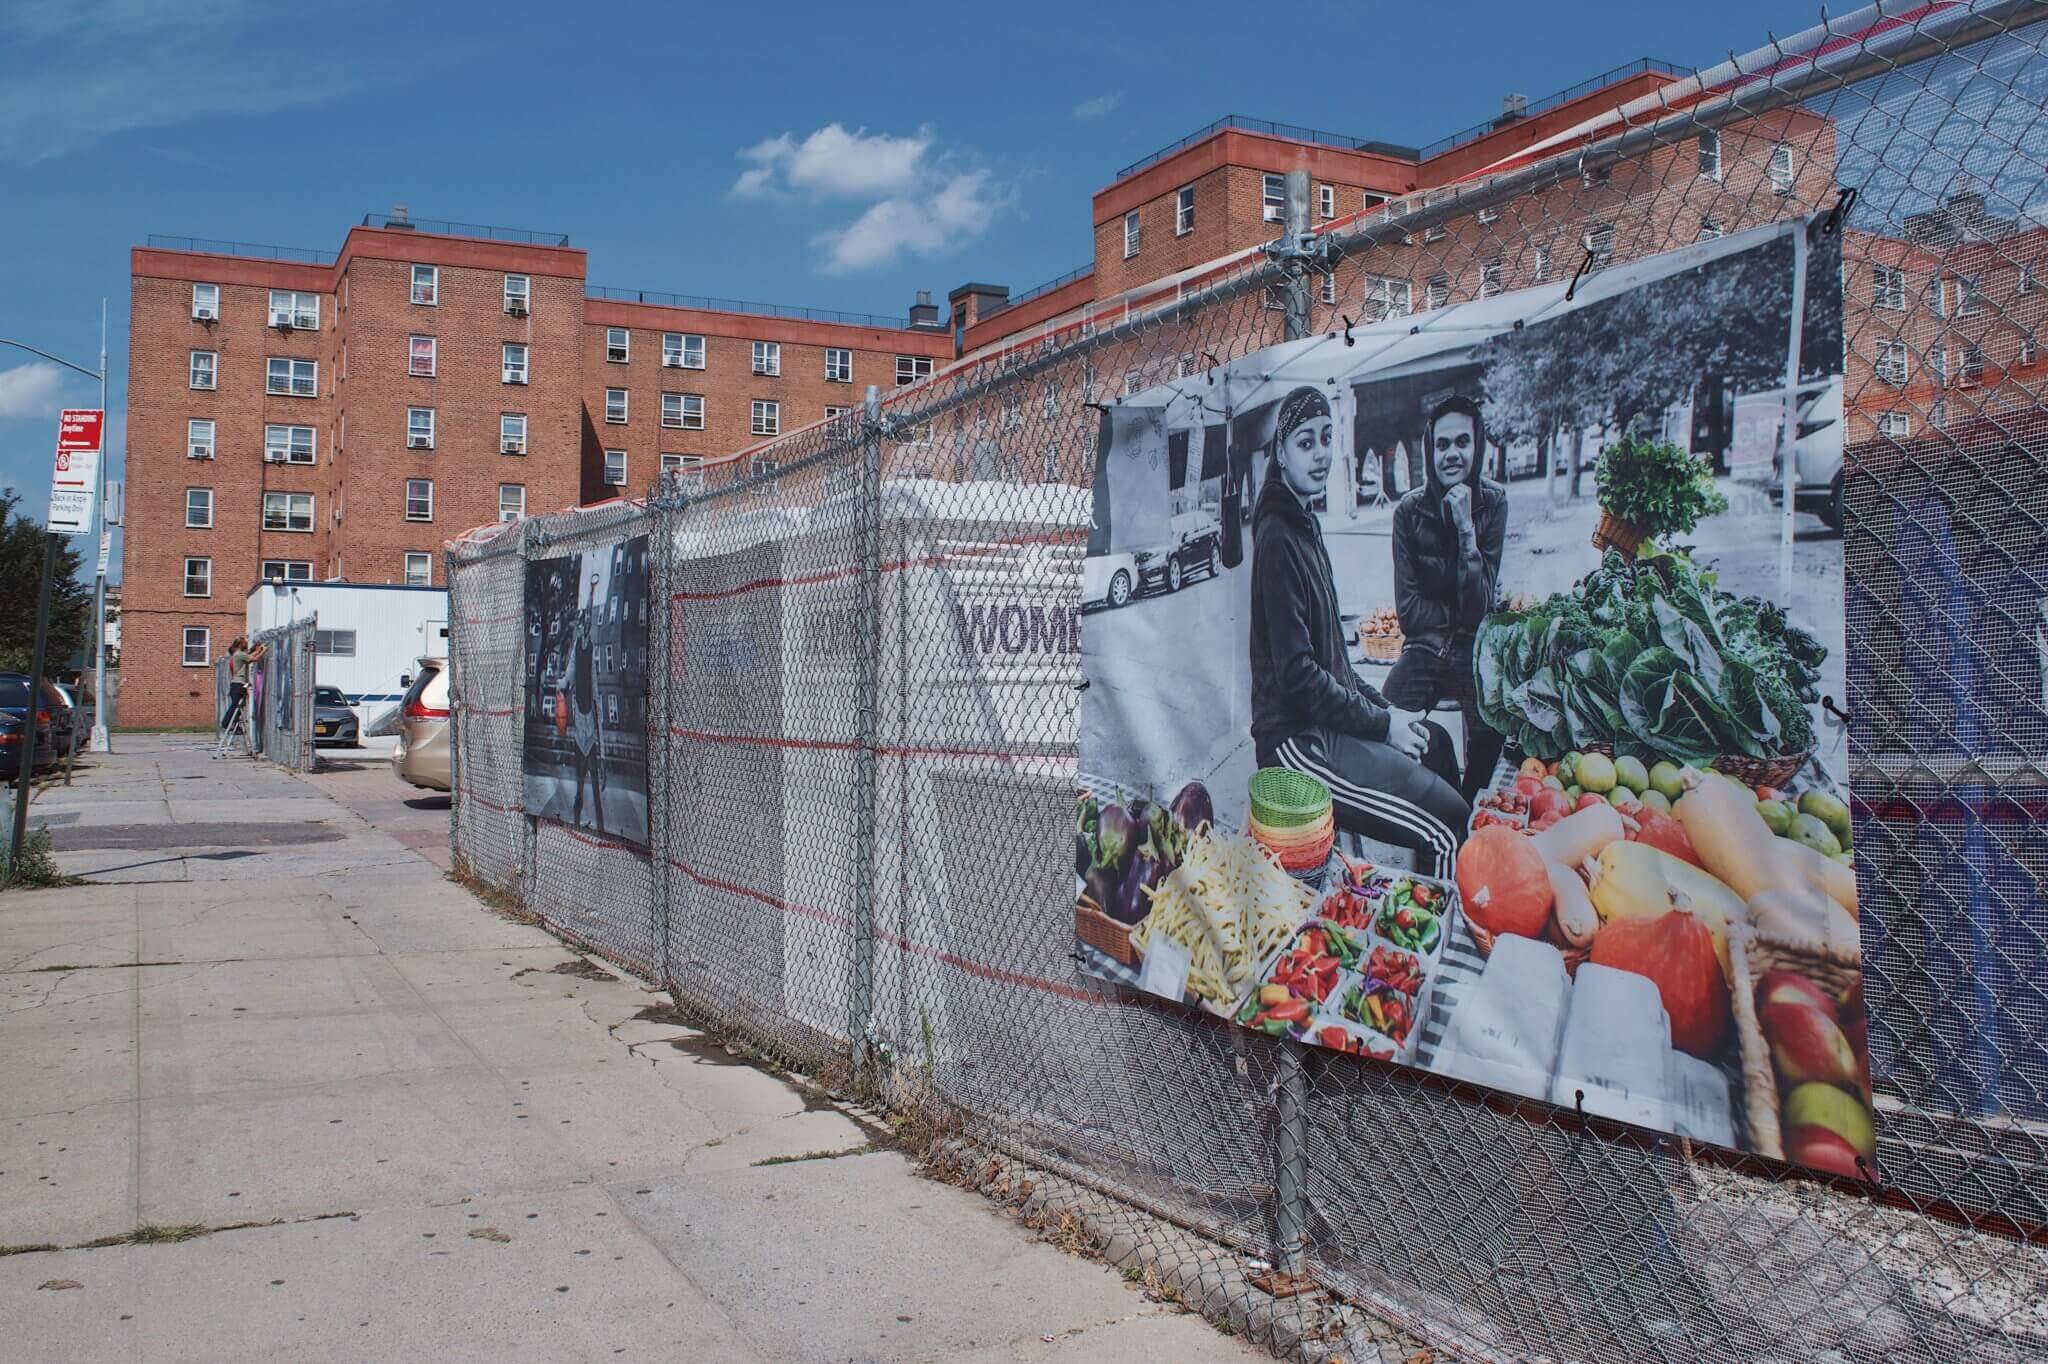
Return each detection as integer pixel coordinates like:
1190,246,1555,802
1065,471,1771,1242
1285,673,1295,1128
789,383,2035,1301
0,0,1825,575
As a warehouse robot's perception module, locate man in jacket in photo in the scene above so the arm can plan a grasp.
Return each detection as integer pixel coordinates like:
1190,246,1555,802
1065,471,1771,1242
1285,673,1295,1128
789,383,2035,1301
1386,395,1509,801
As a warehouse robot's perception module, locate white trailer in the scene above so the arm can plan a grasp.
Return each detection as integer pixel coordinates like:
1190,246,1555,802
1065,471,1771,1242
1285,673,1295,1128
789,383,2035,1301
245,580,451,732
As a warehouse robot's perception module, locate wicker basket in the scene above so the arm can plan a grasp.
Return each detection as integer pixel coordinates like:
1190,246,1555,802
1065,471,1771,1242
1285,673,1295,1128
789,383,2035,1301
1467,918,1592,975
1360,631,1405,663
1591,510,1649,559
1728,928,1867,1161
1075,903,1141,968
1712,746,1817,791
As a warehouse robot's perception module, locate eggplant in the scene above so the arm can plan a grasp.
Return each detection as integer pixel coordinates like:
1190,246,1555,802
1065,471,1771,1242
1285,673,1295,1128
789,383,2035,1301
1081,864,1119,918
1075,831,1095,876
1107,849,1159,925
1170,780,1214,835
1095,802,1138,871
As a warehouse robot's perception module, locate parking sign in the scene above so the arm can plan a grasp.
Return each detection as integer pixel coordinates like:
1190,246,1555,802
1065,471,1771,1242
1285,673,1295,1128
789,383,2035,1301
48,409,104,535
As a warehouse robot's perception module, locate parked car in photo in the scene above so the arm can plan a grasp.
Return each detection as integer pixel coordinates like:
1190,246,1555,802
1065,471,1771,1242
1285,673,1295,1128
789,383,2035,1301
1763,379,1844,531
50,683,88,756
1081,510,1225,610
312,686,360,747
391,658,451,792
0,673,59,775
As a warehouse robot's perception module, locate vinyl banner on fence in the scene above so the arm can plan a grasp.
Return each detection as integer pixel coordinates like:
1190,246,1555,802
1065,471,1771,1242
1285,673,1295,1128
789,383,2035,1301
1077,217,1874,1170
523,534,652,849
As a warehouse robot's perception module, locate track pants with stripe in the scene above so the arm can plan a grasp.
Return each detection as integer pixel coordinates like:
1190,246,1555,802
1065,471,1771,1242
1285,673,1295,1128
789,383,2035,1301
1260,725,1470,880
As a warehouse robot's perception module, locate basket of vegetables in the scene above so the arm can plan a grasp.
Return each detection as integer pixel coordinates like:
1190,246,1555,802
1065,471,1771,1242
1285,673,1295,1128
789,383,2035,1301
1356,607,1404,663
1073,782,1211,967
1590,433,1728,562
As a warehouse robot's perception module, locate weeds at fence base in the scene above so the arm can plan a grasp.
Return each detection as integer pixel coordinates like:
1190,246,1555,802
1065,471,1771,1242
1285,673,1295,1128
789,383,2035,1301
0,828,82,891
446,858,539,926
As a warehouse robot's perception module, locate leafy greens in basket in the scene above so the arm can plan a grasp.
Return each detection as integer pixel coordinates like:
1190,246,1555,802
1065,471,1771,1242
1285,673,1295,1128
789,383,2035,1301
1474,550,1824,764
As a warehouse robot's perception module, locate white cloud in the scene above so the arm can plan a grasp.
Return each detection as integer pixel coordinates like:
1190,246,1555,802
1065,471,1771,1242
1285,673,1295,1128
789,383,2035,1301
1072,92,1123,120
733,123,1012,272
815,170,1012,274
0,364,67,421
731,124,932,199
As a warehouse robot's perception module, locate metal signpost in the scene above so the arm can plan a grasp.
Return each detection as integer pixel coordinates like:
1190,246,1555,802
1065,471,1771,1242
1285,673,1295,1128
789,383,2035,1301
9,408,102,875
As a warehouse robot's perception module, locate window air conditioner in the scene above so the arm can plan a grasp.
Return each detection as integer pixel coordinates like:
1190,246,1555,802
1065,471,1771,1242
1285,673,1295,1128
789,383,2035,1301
294,312,317,330
501,440,525,454
662,356,680,368
408,435,432,449
504,370,525,384
507,302,528,316
188,444,213,459
194,307,217,322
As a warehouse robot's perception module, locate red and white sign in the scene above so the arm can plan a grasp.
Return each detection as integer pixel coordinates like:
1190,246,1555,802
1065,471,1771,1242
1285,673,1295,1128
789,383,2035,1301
49,407,104,535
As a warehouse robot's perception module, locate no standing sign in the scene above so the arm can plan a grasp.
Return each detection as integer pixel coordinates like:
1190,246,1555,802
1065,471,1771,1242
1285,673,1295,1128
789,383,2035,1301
49,408,104,535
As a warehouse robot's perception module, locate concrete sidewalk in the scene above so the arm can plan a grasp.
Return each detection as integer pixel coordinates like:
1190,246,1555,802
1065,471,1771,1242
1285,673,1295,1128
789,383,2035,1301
3,737,1260,1363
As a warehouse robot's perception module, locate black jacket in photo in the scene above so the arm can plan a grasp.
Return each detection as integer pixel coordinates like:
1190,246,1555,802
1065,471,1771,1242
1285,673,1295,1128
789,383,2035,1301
1390,461,1507,657
1249,469,1392,753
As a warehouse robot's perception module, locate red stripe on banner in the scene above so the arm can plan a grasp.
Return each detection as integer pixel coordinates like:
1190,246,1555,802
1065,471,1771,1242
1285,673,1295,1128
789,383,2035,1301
663,726,1030,764
532,813,646,855
666,858,851,928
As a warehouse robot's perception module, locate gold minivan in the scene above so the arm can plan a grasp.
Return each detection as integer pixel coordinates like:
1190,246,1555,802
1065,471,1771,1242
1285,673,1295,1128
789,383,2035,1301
391,658,451,792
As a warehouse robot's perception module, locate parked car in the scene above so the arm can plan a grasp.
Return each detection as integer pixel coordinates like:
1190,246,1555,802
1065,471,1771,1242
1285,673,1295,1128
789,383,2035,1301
0,673,58,776
391,658,451,792
38,680,77,761
50,683,86,757
1081,510,1224,610
312,685,360,747
1766,379,1844,532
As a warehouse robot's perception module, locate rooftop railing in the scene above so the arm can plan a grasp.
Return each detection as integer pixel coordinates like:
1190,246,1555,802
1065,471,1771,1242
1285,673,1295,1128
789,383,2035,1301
144,234,337,266
1416,57,1694,160
586,285,915,331
360,213,571,246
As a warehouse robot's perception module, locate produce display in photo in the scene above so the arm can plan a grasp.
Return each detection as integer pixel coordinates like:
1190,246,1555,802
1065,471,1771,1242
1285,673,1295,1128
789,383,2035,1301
1077,217,1872,1169
522,534,652,849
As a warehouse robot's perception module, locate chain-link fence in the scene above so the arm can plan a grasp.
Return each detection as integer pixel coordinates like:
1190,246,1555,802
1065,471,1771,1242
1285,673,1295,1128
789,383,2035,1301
446,6,2047,1359
215,619,318,771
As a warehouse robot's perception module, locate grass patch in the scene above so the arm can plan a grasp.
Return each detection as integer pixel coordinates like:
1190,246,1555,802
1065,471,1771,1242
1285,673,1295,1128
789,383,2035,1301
0,828,82,892
0,1211,354,1257
749,1144,878,1168
447,860,540,926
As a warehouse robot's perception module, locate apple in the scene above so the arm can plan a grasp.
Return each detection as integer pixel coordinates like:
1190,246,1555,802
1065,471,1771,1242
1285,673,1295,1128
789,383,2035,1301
1766,1003,1861,1089
1785,1123,1866,1179
1783,1082,1875,1158
1529,787,1571,822
1575,792,1609,812
1755,969,1838,1023
1513,774,1546,798
1518,757,1549,780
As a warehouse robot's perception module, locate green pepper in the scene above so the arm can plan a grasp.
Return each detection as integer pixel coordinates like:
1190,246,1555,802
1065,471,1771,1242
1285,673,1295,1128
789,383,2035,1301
1237,999,1259,1025
1261,1018,1289,1036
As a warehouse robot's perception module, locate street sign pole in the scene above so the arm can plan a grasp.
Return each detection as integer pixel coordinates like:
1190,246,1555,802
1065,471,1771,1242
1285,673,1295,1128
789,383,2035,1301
90,301,111,753
9,534,59,873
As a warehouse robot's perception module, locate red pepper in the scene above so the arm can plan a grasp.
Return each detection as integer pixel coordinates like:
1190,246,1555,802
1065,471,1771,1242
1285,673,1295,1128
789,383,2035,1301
1320,1026,1348,1049
1270,997,1310,1023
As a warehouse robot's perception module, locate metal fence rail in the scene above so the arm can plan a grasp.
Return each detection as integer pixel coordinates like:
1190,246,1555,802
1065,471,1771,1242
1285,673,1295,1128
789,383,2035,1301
213,620,317,771
447,7,2048,1359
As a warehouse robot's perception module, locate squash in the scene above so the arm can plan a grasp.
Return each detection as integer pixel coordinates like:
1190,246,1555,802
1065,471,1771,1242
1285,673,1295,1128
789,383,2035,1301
1546,860,1599,948
1587,841,1736,977
1675,768,1806,902
1456,825,1554,939
1748,885,1862,959
1526,802,1626,867
1590,904,1730,1058
1775,836,1859,916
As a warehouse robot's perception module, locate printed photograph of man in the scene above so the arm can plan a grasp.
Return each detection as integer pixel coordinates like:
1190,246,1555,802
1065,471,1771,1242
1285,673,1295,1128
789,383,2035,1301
1249,386,1470,878
570,573,608,833
1384,395,1509,802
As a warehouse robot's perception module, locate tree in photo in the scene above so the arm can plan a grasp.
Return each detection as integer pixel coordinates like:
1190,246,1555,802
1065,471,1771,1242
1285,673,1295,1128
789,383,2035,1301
0,488,89,674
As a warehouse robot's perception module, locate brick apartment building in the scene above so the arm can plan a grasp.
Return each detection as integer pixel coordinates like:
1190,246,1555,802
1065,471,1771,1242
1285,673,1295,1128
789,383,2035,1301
125,56,2008,727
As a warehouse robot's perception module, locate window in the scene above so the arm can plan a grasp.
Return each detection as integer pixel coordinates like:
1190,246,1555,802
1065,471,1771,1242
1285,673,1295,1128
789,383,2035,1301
501,412,527,454
268,289,319,329
751,340,780,376
1175,185,1195,235
260,560,312,582
662,454,704,493
1320,273,1337,305
1872,265,1906,310
187,418,216,459
2023,333,2039,366
411,264,438,305
1930,397,1948,430
666,393,704,429
190,350,217,389
1954,275,1983,317
1585,222,1615,266
1364,275,1412,320
404,553,432,586
502,343,528,384
408,335,436,377
1424,274,1449,310
262,491,313,532
498,484,526,521
1928,275,1947,318
1532,247,1550,282
1930,347,1949,386
183,557,211,597
1001,390,1023,431
313,629,356,657
1262,173,1286,223
751,400,779,436
1123,209,1141,259
1318,184,1334,220
1769,144,1795,195
1122,371,1142,398
605,388,628,423
1958,344,1986,387
405,479,434,520
185,488,213,528
1480,259,1503,297
1697,131,1722,181
896,354,933,385
408,407,435,448
601,449,627,486
825,347,853,382
2020,264,2037,296
604,327,630,363
749,456,779,496
820,405,850,421
1878,411,1912,439
664,332,705,368
182,627,210,667
191,283,219,320
264,424,315,464
1041,383,1058,419
1424,222,1446,243
1697,219,1724,241
1362,192,1388,213
267,356,317,396
504,273,530,314
1875,340,1910,385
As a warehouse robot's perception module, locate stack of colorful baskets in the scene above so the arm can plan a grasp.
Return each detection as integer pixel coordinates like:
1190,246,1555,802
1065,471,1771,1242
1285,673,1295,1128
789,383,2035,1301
1248,768,1334,881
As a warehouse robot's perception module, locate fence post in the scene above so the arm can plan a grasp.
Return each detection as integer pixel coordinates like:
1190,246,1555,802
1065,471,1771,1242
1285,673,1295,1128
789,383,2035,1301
851,384,883,1071
1269,168,1319,1279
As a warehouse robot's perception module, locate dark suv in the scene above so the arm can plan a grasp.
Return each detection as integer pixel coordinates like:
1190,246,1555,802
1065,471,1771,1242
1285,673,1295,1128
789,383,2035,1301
0,674,65,778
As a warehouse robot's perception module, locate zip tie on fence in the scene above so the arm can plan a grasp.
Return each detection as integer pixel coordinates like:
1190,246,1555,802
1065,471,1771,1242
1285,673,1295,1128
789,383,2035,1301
1074,679,1090,692
1855,1154,1887,1194
1820,695,1851,726
1822,187,1859,235
1565,248,1596,302
1202,350,1221,382
1341,315,1355,346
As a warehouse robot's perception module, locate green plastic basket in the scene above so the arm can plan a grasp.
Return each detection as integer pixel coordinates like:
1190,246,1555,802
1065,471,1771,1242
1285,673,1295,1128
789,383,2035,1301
1248,767,1331,829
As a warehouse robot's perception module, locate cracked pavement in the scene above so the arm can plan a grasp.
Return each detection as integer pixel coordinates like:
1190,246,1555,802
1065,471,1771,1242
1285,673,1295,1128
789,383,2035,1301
1,737,1260,1362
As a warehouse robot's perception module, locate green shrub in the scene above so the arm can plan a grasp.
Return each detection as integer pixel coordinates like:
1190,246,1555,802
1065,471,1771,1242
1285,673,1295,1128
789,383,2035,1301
1595,432,1728,539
